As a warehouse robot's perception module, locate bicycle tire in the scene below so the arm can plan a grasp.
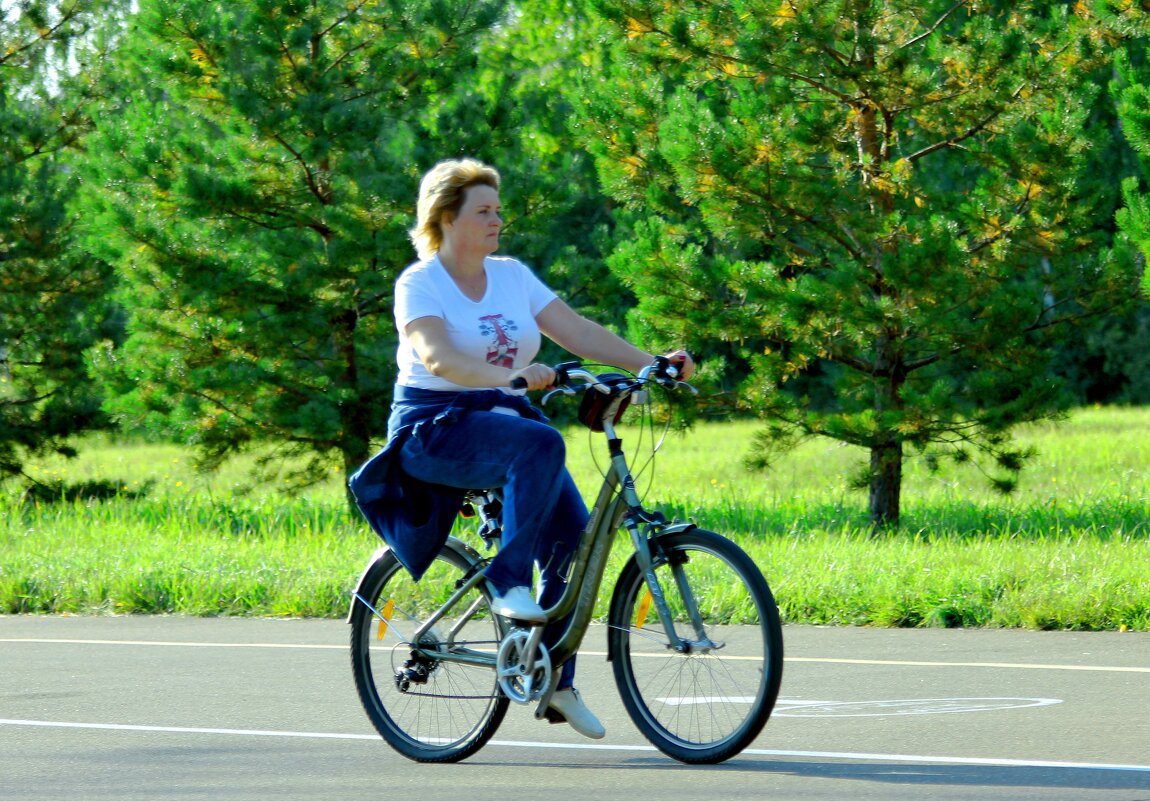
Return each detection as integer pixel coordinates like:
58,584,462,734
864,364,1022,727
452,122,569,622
607,529,783,764
349,539,509,763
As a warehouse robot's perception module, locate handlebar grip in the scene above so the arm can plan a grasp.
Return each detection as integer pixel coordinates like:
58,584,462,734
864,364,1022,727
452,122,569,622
650,354,681,382
510,377,528,391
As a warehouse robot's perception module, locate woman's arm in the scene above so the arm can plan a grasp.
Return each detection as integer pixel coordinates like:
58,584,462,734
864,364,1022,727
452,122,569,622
406,316,555,389
536,298,694,378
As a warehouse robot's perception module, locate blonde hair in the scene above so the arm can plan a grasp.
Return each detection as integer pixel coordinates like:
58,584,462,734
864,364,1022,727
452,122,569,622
410,158,502,260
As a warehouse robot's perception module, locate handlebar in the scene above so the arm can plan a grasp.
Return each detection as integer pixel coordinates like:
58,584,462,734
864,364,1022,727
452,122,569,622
509,357,697,401
508,360,596,392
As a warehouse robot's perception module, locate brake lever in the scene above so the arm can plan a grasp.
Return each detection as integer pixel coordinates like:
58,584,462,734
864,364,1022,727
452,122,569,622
541,385,579,406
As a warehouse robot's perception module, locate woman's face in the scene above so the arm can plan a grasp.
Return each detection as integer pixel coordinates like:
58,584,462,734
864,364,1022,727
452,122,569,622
444,184,502,257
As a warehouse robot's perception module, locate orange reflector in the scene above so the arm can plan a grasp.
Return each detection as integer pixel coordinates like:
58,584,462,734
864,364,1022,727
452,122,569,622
635,589,653,630
377,597,395,640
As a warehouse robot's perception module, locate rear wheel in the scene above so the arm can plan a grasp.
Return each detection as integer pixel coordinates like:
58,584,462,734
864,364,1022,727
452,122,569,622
608,529,783,764
350,540,508,762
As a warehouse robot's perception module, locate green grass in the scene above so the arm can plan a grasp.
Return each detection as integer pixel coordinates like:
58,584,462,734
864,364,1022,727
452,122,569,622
2,406,1149,629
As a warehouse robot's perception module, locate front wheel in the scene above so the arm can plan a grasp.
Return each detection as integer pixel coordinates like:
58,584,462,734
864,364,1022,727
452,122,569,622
608,529,783,764
349,540,509,763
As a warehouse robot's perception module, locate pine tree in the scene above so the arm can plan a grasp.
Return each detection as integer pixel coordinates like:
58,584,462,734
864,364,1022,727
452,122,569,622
81,0,513,492
579,0,1144,525
1056,5,1149,405
1114,10,1150,274
0,2,121,488
449,0,631,344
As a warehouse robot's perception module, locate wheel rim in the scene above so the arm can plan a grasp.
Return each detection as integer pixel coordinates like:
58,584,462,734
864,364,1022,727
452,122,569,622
618,542,776,753
354,553,506,754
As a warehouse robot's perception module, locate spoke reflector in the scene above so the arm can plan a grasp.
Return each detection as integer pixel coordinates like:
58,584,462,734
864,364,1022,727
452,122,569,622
635,589,653,629
377,598,395,640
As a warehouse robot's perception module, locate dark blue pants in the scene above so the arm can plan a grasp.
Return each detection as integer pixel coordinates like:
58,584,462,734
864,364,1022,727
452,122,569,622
398,410,589,688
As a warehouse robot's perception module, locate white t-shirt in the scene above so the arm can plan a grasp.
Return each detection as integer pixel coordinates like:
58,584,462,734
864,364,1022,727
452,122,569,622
394,255,558,392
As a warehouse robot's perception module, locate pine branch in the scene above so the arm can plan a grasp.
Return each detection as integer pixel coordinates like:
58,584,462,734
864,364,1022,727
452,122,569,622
905,105,1004,163
0,1,85,68
899,0,971,50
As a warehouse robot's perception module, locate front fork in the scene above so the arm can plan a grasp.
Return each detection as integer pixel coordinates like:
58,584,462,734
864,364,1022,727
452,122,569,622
622,513,712,653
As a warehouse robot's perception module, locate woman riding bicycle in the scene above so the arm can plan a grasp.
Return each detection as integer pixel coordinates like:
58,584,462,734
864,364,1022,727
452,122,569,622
364,157,693,740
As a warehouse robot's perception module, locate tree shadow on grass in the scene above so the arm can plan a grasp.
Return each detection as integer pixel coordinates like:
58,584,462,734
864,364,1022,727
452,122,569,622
897,502,1150,541
19,478,153,503
675,498,1150,541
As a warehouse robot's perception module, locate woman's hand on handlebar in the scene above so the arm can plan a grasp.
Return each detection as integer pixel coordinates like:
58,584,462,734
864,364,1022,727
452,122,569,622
664,350,695,381
509,363,555,392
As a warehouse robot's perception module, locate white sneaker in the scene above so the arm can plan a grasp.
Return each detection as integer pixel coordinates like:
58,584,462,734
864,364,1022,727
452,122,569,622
490,586,546,624
548,688,606,739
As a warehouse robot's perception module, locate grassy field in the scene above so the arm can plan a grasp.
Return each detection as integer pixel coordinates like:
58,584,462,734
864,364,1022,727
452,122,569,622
2,406,1149,630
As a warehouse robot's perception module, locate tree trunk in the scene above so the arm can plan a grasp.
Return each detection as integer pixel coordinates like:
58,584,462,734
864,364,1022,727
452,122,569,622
341,440,371,517
868,439,902,528
869,326,904,529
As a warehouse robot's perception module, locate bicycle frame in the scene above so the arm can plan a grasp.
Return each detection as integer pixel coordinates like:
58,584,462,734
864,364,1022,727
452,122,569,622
350,365,698,718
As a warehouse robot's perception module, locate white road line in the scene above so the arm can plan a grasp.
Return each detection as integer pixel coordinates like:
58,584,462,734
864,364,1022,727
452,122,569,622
2,638,1147,674
659,696,759,705
0,718,376,739
787,656,1150,673
657,697,1064,716
0,638,346,650
1,718,1148,773
772,697,1064,717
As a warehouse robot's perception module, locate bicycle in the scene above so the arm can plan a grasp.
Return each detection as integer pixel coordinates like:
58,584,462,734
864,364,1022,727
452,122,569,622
348,358,784,764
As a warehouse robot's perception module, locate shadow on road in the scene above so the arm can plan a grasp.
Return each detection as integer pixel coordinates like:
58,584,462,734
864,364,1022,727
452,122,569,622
755,759,1150,793
469,756,1150,793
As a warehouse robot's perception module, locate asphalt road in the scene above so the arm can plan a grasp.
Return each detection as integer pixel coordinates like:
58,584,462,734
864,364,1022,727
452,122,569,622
2,616,1148,801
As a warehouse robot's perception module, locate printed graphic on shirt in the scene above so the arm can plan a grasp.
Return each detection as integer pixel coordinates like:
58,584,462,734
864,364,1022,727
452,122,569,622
478,313,519,368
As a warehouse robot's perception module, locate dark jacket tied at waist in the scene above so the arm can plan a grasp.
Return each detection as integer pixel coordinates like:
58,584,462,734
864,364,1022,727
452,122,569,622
348,385,546,581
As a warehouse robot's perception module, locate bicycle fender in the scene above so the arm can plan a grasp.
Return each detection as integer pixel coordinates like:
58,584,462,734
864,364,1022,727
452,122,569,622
346,536,485,623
